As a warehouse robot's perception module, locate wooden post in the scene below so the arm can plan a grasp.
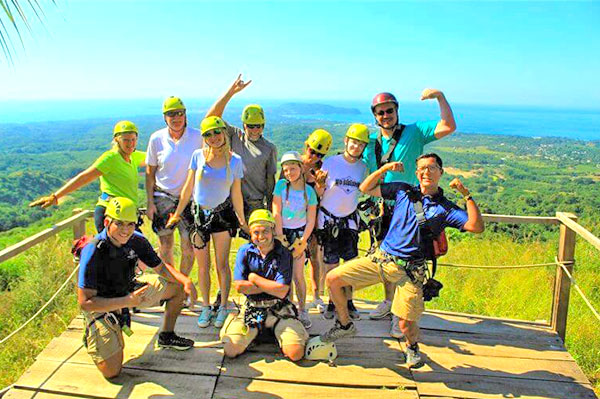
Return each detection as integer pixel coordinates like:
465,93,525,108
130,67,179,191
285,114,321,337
551,212,577,342
72,208,86,240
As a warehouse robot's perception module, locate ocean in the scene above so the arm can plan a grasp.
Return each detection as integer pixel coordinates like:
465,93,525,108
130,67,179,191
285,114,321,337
0,99,598,141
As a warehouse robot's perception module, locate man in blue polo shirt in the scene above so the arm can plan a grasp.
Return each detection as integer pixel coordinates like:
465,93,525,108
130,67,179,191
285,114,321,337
78,197,197,378
220,209,308,361
320,153,484,369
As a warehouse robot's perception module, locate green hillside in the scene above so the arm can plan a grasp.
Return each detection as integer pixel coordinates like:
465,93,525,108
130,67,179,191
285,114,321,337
0,119,599,392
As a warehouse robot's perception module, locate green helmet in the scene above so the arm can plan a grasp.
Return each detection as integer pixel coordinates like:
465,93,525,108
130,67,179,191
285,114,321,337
241,104,265,125
345,123,369,144
113,120,138,137
306,129,332,155
305,336,338,361
105,197,138,223
248,209,276,227
200,116,226,135
162,96,186,114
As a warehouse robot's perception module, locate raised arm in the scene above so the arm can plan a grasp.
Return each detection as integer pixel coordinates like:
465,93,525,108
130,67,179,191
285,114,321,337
449,178,484,234
420,89,456,139
359,162,404,197
205,74,252,118
29,165,103,208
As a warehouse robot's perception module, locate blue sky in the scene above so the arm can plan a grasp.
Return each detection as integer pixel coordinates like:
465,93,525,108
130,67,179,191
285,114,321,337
1,0,599,108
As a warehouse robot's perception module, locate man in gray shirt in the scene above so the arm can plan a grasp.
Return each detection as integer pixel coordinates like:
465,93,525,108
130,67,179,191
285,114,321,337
205,75,278,220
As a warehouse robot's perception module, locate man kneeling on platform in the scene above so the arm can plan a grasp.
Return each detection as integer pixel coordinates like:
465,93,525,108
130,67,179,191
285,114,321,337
220,209,308,361
320,153,484,368
77,197,197,378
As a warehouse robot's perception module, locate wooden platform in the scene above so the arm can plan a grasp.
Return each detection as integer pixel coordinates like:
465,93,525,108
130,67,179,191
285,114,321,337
3,299,597,399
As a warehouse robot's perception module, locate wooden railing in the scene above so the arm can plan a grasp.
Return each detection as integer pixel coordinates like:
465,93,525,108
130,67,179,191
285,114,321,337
0,209,598,342
0,209,91,264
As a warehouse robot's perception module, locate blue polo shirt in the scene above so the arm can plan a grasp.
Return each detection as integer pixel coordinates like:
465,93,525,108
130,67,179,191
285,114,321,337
78,230,162,298
380,182,468,260
233,240,293,301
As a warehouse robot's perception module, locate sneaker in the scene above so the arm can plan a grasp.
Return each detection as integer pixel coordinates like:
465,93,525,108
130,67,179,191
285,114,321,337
370,299,392,319
390,315,404,339
320,319,357,342
347,300,361,320
405,344,425,369
298,309,312,329
157,332,194,350
197,306,213,328
213,306,229,328
323,302,336,320
308,297,325,312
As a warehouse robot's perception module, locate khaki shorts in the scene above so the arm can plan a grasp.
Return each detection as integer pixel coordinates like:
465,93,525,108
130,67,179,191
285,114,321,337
335,249,425,321
220,305,308,352
82,275,170,363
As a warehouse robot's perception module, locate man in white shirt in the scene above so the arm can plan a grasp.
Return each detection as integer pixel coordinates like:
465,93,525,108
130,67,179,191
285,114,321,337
146,97,203,275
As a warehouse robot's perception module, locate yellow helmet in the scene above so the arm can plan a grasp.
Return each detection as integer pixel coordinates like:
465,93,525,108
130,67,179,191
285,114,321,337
162,96,186,114
200,116,226,135
306,129,332,155
345,123,369,144
241,104,265,125
105,197,138,223
305,336,337,361
113,120,138,137
248,209,275,227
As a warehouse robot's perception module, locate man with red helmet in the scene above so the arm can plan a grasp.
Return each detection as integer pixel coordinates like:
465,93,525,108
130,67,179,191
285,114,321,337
363,89,456,336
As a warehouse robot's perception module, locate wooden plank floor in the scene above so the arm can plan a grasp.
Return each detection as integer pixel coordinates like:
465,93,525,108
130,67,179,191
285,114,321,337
3,299,597,399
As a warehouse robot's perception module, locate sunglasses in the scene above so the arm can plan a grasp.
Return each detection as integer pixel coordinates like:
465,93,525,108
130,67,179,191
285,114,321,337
308,148,325,158
165,110,185,117
375,107,396,117
202,129,224,138
246,124,264,129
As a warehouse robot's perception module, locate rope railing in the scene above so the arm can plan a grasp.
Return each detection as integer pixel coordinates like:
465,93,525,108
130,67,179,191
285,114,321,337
555,257,600,323
0,265,80,346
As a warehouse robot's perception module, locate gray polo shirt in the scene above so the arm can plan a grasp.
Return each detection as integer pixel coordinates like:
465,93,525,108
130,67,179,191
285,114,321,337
225,122,278,202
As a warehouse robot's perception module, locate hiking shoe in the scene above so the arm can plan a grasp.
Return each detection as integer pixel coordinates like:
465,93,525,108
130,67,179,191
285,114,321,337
370,299,392,319
298,310,312,329
308,297,325,312
405,344,425,369
197,306,213,328
320,319,357,342
323,302,336,320
348,300,361,320
157,332,194,350
213,306,229,328
390,315,404,339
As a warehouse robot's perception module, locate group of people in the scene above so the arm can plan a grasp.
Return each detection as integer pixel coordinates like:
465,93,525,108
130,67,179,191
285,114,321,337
30,75,484,377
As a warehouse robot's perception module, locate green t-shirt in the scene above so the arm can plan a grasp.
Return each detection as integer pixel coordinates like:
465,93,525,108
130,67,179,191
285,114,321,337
92,148,146,206
363,120,438,185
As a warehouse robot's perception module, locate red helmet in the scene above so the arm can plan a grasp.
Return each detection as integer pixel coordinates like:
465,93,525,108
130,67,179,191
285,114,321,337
371,92,398,112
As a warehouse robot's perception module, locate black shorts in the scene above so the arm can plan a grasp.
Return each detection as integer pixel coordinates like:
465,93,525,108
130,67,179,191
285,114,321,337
321,228,359,265
192,199,239,248
283,226,310,258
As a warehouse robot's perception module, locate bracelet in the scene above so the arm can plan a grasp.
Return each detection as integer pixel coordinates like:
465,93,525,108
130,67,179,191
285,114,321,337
464,195,473,201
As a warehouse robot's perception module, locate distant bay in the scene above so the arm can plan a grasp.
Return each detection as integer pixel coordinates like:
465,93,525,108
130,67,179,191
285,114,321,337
0,99,598,141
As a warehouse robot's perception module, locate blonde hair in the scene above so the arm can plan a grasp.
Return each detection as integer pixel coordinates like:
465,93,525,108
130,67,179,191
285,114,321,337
196,133,232,185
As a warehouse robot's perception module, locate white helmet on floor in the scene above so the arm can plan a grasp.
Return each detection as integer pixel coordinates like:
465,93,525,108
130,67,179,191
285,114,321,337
305,336,337,361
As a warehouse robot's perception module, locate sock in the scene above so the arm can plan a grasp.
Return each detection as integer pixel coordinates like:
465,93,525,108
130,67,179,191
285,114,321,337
408,342,419,351
338,320,353,330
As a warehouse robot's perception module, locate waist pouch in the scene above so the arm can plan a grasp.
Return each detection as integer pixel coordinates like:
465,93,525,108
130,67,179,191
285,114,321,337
244,299,298,331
